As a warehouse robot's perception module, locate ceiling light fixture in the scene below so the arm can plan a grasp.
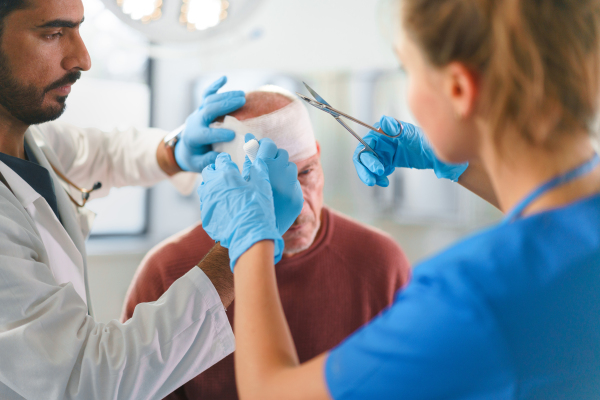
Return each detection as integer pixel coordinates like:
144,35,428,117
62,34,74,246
102,0,262,44
180,0,229,31
116,0,163,23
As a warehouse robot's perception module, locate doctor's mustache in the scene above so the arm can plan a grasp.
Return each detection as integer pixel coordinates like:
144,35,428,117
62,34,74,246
44,71,82,93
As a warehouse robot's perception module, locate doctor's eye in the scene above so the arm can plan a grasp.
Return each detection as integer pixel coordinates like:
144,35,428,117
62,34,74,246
44,32,63,40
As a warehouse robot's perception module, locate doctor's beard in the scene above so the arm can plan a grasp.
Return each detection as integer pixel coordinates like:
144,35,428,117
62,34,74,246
0,51,81,125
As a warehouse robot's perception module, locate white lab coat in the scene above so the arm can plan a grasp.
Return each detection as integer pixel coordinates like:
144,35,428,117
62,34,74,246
0,122,235,400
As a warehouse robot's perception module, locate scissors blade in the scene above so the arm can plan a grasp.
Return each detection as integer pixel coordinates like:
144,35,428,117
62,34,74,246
303,82,332,107
295,92,341,118
334,117,378,156
299,83,383,134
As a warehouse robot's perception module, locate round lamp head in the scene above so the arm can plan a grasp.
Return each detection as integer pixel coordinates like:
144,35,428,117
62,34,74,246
100,0,262,44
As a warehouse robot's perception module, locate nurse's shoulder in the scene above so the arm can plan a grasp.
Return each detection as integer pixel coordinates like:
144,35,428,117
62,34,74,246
414,192,600,301
407,192,600,398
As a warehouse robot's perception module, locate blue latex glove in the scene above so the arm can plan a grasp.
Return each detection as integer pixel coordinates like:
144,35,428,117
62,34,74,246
242,134,304,236
199,153,283,271
174,76,246,172
353,116,469,187
199,139,303,271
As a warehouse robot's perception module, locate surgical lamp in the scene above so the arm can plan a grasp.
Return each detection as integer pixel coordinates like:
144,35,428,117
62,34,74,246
101,0,261,44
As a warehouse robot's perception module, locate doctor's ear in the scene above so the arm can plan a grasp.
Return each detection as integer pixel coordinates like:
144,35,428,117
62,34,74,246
443,62,480,119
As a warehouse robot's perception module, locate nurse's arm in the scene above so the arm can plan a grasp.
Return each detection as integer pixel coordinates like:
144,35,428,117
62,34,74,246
458,159,500,209
234,241,332,400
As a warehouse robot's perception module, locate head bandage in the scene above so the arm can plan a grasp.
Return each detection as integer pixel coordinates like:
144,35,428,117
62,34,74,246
211,86,318,169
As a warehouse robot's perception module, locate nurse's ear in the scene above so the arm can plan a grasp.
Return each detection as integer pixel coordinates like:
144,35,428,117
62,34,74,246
442,62,480,120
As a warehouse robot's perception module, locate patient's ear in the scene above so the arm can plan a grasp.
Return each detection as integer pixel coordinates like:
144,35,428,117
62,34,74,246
316,141,321,156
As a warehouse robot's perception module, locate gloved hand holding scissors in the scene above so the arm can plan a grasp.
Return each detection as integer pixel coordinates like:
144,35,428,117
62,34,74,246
295,83,468,188
174,76,246,173
353,116,469,187
198,139,303,271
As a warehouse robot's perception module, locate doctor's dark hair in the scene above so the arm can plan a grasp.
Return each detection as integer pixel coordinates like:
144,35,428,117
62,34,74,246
0,0,29,34
401,0,600,141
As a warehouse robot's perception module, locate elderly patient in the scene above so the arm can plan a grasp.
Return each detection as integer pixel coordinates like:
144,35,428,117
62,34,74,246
122,86,411,400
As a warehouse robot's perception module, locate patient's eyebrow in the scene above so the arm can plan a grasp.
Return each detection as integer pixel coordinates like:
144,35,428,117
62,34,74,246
37,17,84,29
299,161,318,170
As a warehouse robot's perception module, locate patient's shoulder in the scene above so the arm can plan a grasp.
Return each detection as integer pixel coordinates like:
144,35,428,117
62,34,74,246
149,222,213,262
122,221,216,321
328,208,403,252
326,208,410,283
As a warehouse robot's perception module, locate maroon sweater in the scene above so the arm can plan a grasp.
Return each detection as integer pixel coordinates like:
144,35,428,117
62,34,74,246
123,207,411,400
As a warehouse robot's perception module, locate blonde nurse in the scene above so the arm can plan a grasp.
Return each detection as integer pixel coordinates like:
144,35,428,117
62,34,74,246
199,0,600,399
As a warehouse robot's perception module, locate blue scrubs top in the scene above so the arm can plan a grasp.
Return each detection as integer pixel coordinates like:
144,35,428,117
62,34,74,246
325,193,600,399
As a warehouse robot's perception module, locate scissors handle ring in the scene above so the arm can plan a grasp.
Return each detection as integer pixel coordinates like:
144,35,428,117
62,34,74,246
357,147,380,171
376,119,403,139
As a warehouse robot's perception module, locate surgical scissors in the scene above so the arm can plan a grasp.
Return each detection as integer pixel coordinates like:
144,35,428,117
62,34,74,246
296,82,403,165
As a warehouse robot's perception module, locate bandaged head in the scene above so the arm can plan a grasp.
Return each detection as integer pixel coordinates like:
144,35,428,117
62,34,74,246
211,85,318,169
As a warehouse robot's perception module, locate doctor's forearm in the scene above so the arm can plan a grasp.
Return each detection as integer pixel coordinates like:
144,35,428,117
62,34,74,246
197,243,234,309
156,140,183,176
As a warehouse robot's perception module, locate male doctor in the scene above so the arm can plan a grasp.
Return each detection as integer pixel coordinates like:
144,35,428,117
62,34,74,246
0,0,245,399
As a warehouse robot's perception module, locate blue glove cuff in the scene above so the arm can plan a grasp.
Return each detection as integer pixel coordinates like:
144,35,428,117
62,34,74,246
432,158,469,182
174,141,192,172
228,229,284,271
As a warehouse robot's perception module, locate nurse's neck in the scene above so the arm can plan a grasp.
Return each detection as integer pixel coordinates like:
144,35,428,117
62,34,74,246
481,127,600,217
0,105,29,159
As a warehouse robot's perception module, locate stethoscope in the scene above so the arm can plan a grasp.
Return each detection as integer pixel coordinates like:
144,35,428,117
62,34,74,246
49,162,102,208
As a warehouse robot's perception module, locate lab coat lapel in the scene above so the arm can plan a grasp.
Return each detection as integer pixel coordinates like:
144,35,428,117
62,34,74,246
25,130,94,315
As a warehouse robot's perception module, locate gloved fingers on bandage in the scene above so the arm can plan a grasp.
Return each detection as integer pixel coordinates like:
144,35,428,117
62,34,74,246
256,138,279,159
242,155,252,181
244,133,257,143
273,147,291,165
214,152,240,171
211,91,317,169
176,77,246,173
200,160,217,177
247,158,273,195
199,149,283,270
202,76,228,98
185,151,219,172
241,134,256,180
242,134,291,164
203,91,246,107
243,140,260,163
200,98,246,126
240,135,303,236
182,127,235,148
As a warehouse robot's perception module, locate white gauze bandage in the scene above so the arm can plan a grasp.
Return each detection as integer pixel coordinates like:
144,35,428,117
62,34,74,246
210,86,317,169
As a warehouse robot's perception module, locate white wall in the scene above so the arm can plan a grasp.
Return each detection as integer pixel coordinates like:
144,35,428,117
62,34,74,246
193,0,399,73
151,0,400,131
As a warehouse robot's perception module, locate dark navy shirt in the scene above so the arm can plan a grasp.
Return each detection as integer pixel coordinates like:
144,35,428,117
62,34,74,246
0,141,61,221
